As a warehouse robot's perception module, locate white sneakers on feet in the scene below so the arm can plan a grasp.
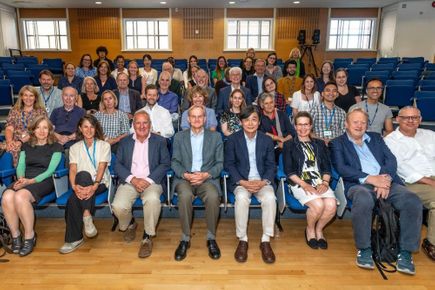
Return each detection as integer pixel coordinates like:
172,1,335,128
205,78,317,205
83,215,98,238
59,239,84,254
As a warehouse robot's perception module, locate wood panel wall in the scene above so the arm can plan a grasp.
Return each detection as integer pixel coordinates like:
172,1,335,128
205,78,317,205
20,7,377,74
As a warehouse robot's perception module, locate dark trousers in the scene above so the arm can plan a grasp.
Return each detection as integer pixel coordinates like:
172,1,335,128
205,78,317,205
347,183,423,252
64,171,107,242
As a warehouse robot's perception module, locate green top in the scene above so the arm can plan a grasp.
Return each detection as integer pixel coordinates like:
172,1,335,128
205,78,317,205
17,151,62,183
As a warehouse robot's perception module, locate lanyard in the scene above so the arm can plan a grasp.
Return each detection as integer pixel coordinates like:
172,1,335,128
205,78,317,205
21,110,32,129
321,104,335,129
40,87,54,105
84,139,97,169
365,100,379,127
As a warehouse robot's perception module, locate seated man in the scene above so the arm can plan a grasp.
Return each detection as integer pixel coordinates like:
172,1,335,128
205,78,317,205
171,105,223,261
217,67,252,115
112,111,170,258
50,87,86,149
311,81,346,144
246,58,266,100
37,70,63,117
384,106,435,261
181,69,217,112
113,72,143,120
136,84,174,138
157,71,179,116
160,61,183,100
225,105,277,264
330,108,422,275
277,60,302,104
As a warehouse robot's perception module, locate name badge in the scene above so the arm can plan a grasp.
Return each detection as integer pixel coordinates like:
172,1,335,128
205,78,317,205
324,130,332,137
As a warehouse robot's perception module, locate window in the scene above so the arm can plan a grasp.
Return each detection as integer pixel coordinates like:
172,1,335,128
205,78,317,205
328,18,376,50
226,19,273,50
22,19,69,50
123,19,169,50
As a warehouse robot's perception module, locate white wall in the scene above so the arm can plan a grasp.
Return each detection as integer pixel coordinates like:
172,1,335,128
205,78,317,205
378,3,398,58
0,3,19,56
389,1,435,61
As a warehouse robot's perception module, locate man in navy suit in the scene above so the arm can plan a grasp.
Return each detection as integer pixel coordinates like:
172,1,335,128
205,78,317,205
245,58,266,100
225,105,277,264
217,67,252,114
330,108,422,275
112,111,170,258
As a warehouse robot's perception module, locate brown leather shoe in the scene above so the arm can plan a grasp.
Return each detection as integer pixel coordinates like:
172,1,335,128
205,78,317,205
422,238,435,261
234,241,248,263
123,221,138,243
260,242,276,264
138,238,153,258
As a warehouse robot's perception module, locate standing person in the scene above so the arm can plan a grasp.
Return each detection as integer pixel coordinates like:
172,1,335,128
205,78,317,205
37,70,63,117
330,108,422,275
334,68,361,112
94,60,117,93
113,72,143,120
265,52,283,81
58,63,83,93
171,105,223,261
246,59,266,100
3,85,47,165
93,46,114,70
211,56,227,86
384,106,435,261
311,81,346,144
349,78,393,136
1,116,62,256
283,111,337,249
111,55,128,79
262,77,286,112
112,111,170,258
316,61,334,93
94,90,130,153
78,77,101,114
291,74,321,116
287,47,305,78
59,115,112,254
225,106,277,264
76,54,97,78
220,89,246,137
277,60,303,105
139,54,158,86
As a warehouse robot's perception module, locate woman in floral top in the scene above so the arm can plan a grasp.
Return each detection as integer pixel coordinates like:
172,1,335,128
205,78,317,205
220,89,246,137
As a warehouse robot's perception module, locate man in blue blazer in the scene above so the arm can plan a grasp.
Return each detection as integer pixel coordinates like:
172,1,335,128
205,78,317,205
171,105,223,261
245,58,266,100
330,107,422,275
217,67,252,115
112,111,170,259
225,105,277,264
113,73,144,119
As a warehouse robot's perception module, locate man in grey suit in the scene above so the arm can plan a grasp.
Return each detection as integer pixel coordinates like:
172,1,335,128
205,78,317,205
112,111,170,258
171,105,224,261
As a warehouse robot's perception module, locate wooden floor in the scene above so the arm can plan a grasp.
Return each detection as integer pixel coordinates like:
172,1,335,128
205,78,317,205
1,218,434,290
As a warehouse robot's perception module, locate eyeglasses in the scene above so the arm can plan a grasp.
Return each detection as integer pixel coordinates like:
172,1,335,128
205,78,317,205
398,115,421,121
367,87,383,91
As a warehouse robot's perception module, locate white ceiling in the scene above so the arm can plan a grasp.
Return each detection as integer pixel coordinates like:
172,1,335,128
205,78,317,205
0,0,406,9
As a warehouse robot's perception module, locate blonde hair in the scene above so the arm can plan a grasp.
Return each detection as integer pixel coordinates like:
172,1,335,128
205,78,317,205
13,85,45,111
289,47,301,59
99,90,118,111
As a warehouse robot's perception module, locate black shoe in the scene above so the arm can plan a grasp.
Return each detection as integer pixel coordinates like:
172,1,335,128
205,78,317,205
317,238,328,249
207,240,221,260
305,229,318,249
174,241,190,261
19,234,36,257
11,235,22,254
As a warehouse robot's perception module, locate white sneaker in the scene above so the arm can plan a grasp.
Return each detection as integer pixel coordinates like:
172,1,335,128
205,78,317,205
83,215,98,238
59,239,84,254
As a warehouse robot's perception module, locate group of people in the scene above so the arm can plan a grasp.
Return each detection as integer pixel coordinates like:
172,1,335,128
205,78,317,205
0,47,434,277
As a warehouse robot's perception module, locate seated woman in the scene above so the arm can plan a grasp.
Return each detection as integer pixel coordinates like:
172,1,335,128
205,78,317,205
316,61,334,93
241,56,254,86
259,92,296,161
127,60,143,95
139,54,158,86
183,55,199,89
263,77,286,112
58,63,83,92
76,54,97,78
111,55,128,79
220,89,246,137
291,74,320,116
265,52,283,81
1,116,63,256
94,60,117,93
59,114,111,254
2,85,47,165
283,111,337,250
78,77,101,114
180,86,217,131
94,90,129,153
211,56,227,86
334,68,362,112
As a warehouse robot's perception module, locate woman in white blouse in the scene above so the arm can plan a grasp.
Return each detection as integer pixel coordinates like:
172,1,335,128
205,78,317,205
291,73,320,117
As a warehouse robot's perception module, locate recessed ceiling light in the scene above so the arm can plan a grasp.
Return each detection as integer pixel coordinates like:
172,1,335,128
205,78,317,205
293,1,300,4
95,1,102,4
160,1,167,4
229,1,236,4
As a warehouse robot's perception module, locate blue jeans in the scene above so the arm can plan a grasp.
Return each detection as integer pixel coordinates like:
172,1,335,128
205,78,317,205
347,183,422,252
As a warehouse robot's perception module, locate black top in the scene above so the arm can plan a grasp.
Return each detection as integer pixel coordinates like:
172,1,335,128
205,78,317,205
80,93,101,112
259,110,296,142
93,58,115,71
22,142,63,179
129,76,143,94
335,85,360,112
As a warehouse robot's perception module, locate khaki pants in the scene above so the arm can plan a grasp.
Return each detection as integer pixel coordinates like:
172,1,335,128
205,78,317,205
406,182,435,244
112,183,162,236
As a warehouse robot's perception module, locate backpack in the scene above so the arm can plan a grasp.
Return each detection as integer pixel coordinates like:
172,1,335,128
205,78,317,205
0,212,12,262
371,198,400,279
